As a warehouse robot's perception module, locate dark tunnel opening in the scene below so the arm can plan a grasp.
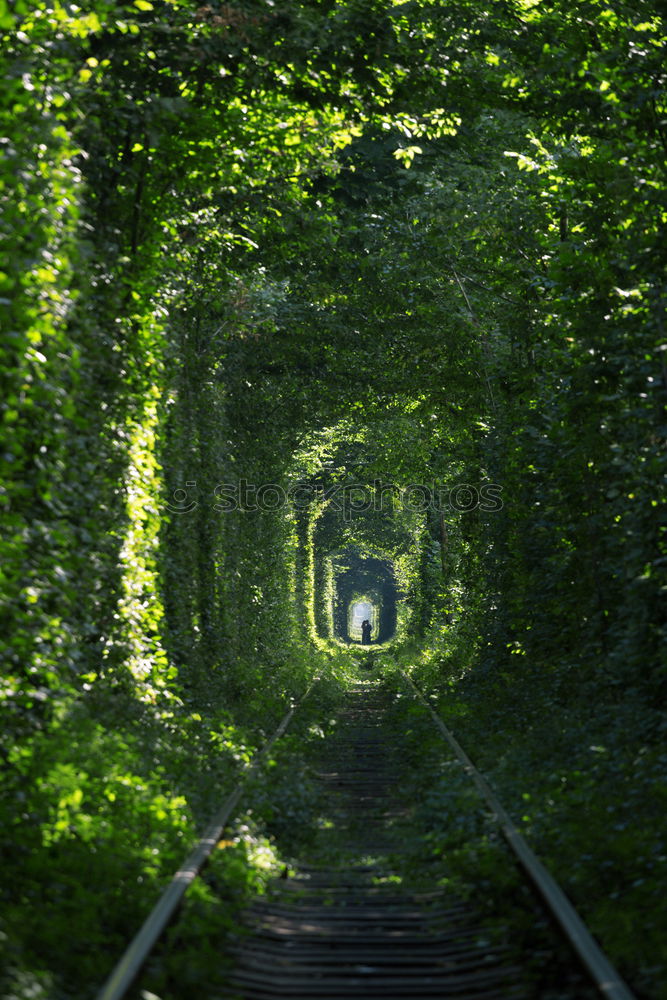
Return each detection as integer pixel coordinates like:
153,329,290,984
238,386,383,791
331,549,398,645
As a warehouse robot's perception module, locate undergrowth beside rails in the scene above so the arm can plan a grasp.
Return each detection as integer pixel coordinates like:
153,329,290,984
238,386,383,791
0,651,351,1000
378,650,667,999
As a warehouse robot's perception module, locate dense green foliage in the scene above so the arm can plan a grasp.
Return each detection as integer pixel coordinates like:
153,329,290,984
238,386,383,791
1,0,666,997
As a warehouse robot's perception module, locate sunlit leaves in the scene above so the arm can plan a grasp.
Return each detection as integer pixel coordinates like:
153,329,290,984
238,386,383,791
1,0,666,996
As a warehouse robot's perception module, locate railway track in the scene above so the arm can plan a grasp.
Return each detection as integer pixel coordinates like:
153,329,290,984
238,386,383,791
98,675,636,1000
224,685,528,999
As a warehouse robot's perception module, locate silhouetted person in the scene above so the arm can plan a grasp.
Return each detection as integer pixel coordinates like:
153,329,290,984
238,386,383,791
361,619,371,644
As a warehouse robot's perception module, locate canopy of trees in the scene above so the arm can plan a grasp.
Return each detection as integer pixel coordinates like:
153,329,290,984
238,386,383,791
1,1,665,996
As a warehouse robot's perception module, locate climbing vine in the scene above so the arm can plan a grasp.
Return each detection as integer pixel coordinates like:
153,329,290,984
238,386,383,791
1,0,666,996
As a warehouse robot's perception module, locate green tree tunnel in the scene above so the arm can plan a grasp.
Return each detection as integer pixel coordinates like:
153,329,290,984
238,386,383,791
332,549,398,645
1,1,666,996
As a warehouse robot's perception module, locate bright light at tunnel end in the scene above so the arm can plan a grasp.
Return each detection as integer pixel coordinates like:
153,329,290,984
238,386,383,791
352,601,373,623
347,594,381,643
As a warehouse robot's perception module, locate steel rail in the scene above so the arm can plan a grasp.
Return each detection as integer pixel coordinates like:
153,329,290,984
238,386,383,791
401,671,636,1000
96,677,320,1000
